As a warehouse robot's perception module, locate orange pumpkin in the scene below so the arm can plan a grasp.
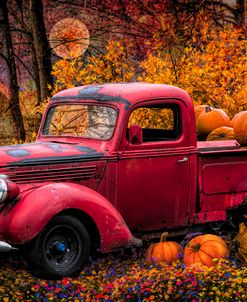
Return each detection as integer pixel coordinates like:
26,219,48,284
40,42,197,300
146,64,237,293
230,111,243,128
194,105,212,120
230,223,247,264
146,232,182,264
206,126,235,141
233,111,247,146
183,234,228,267
196,106,230,138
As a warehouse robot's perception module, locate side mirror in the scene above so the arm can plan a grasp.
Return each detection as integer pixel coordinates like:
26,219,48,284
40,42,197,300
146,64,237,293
129,124,143,145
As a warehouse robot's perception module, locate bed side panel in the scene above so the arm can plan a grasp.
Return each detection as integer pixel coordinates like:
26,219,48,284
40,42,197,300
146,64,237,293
198,150,247,213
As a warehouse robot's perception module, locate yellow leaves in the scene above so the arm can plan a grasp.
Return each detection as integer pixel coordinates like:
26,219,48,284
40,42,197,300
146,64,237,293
51,39,135,92
0,83,11,99
183,29,246,115
51,59,82,93
140,24,247,117
50,19,246,121
129,108,174,130
139,53,175,85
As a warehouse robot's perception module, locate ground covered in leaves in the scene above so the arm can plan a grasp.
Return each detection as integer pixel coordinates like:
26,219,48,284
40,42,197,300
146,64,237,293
0,246,246,302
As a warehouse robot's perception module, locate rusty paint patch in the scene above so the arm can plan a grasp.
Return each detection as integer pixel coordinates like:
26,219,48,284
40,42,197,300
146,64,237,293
6,149,30,158
45,143,66,153
52,91,130,110
74,146,98,153
44,143,95,154
79,91,130,110
80,86,102,94
8,153,105,167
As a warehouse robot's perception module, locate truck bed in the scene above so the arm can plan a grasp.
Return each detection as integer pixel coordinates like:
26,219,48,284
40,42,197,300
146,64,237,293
195,140,247,222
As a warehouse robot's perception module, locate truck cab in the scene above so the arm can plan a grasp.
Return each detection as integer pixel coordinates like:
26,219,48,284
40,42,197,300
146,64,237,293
0,83,246,277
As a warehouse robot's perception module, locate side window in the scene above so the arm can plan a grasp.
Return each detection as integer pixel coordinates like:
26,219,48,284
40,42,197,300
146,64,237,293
128,104,180,142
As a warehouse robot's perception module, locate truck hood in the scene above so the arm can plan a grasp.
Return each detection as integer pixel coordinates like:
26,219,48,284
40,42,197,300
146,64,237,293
0,142,105,167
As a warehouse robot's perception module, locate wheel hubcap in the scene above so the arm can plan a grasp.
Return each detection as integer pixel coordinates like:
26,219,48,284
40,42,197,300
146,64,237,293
43,225,82,272
53,241,66,253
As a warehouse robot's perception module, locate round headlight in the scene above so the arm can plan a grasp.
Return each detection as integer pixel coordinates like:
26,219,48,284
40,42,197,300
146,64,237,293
0,178,8,203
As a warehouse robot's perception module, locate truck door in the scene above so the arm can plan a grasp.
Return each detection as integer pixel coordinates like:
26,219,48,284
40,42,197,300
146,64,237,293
116,99,191,231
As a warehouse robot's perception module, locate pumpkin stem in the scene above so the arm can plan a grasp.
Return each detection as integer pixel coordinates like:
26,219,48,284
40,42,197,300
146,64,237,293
160,232,169,242
205,106,211,113
191,243,201,252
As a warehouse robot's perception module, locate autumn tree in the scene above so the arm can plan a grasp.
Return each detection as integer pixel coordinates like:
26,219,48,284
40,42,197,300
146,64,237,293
0,0,25,141
140,13,247,117
29,0,53,103
51,9,246,120
51,39,136,94
50,0,247,81
179,26,247,115
2,0,43,106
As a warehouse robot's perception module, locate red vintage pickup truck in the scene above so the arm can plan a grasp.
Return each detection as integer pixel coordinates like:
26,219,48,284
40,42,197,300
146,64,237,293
0,83,246,277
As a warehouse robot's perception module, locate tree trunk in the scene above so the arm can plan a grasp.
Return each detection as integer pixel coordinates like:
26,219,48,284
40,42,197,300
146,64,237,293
236,0,245,25
29,0,53,103
31,42,42,106
0,0,26,141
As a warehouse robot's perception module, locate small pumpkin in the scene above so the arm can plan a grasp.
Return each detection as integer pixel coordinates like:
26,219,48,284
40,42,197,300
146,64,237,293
230,223,247,264
196,106,230,138
206,126,235,141
146,232,182,264
233,111,247,146
183,234,228,267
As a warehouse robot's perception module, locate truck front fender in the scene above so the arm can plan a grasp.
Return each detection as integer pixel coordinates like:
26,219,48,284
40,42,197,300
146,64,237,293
5,183,141,252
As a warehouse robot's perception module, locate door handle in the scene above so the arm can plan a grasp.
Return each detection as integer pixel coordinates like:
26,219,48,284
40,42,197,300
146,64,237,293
177,157,188,163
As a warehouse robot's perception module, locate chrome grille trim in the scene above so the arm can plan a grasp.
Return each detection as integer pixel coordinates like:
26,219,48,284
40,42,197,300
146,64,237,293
6,165,96,184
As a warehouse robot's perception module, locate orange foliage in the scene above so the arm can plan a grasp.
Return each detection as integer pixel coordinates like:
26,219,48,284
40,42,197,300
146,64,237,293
51,39,135,94
19,90,41,142
50,14,246,137
0,83,11,99
129,107,174,130
2,10,247,146
139,15,247,117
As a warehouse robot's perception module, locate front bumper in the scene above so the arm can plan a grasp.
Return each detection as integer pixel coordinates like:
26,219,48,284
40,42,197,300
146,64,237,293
0,241,17,252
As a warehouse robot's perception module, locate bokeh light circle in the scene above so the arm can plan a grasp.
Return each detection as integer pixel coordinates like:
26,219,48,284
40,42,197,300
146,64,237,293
49,18,90,59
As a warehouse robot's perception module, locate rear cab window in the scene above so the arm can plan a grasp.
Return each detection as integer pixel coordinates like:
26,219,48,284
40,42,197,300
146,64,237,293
127,104,181,143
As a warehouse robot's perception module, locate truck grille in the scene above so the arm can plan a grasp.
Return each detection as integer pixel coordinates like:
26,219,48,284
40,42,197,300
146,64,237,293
6,165,96,184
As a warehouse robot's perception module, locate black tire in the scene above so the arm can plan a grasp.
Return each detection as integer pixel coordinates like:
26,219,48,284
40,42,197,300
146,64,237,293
28,215,91,278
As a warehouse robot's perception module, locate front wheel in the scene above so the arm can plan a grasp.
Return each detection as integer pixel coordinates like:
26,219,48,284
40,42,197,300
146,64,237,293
28,215,91,278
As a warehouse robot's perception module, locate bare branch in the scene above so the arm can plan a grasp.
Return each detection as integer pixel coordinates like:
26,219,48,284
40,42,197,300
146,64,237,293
0,52,8,62
14,53,34,79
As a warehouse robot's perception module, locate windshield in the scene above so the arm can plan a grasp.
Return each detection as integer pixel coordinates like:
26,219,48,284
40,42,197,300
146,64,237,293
42,104,118,140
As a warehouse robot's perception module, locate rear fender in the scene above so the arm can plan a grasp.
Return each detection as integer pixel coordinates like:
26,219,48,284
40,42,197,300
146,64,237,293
5,183,141,252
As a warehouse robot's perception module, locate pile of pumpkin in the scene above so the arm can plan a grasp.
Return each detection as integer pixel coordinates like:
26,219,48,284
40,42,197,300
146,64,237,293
195,105,247,145
146,223,247,270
